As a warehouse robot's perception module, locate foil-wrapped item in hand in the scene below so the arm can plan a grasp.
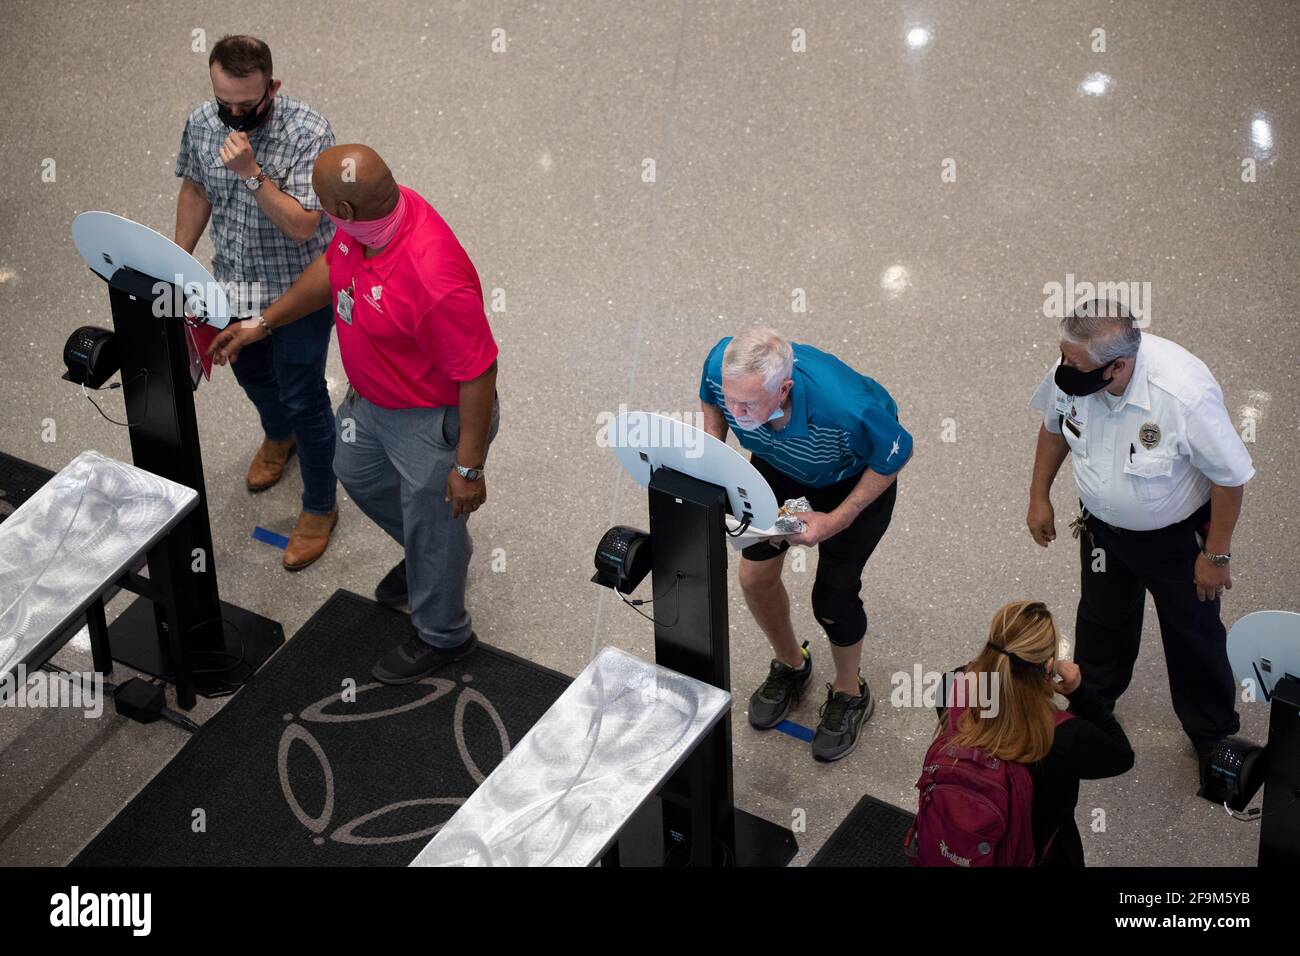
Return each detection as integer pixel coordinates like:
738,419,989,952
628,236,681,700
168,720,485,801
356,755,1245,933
773,496,812,534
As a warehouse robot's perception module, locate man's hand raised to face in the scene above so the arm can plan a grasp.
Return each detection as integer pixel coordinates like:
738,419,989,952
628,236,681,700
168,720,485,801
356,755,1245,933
220,131,259,179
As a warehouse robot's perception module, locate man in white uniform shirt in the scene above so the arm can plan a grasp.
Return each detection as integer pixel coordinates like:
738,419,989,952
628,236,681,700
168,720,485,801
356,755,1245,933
1026,300,1254,775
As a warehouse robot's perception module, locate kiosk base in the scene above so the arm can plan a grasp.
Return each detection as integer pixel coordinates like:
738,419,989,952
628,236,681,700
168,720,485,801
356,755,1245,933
107,596,283,698
614,797,798,867
1259,675,1300,866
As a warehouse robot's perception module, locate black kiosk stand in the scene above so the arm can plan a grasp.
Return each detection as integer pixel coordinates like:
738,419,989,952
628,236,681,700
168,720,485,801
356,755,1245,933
1216,610,1300,866
596,411,798,866
1259,675,1300,865
68,212,283,709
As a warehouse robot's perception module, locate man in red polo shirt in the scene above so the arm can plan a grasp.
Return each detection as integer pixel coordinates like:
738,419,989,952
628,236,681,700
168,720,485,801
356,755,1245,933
210,144,500,683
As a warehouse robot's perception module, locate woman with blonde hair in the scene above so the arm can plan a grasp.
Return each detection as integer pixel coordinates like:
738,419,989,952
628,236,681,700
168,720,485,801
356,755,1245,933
907,600,1133,867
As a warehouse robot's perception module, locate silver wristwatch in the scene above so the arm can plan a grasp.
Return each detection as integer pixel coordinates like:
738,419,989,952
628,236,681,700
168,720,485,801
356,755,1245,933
1202,549,1231,567
243,170,267,191
455,464,484,481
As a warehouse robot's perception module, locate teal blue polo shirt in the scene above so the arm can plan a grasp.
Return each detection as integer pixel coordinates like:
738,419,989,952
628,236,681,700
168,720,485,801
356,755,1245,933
698,337,912,487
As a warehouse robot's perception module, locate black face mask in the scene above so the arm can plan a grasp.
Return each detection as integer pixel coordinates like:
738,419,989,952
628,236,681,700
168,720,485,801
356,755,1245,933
1055,355,1115,397
217,85,272,133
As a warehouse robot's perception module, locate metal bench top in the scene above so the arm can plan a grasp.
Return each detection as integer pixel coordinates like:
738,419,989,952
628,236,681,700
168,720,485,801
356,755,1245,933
0,451,197,681
409,645,732,867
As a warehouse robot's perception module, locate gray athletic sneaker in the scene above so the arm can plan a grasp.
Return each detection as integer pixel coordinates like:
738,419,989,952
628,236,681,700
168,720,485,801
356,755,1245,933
811,677,874,762
748,641,812,729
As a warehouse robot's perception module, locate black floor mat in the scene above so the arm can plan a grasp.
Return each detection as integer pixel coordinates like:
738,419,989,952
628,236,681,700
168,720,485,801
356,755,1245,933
809,794,915,867
0,451,54,526
74,590,570,866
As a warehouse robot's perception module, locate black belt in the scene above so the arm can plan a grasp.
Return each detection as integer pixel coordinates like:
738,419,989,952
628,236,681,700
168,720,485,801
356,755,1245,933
1081,499,1211,537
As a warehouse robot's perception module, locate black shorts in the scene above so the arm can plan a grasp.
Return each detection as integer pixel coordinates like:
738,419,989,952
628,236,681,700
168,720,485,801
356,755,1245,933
741,454,897,571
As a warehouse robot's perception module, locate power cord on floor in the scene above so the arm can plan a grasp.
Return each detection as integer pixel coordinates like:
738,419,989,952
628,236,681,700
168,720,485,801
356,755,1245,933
1224,804,1263,822
185,615,251,697
1222,789,1297,823
39,662,202,734
662,833,736,867
39,611,252,727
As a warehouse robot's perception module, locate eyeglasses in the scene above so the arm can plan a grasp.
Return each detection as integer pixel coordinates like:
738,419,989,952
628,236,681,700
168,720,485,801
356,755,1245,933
728,387,786,413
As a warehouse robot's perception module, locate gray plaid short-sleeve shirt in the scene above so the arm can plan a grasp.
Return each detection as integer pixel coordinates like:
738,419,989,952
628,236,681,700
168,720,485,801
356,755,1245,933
175,94,335,315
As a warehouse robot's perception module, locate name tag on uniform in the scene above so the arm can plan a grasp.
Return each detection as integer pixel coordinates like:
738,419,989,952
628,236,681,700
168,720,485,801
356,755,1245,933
337,285,354,325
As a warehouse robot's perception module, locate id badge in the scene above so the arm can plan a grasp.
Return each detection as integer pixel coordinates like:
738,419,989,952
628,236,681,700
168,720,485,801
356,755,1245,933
1065,399,1085,432
337,285,354,325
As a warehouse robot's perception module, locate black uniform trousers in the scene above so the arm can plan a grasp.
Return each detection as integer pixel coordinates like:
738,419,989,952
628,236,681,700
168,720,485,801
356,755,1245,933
1075,499,1239,753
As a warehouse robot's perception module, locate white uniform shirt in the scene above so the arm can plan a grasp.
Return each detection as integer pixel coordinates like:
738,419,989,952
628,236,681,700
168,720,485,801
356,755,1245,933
1029,333,1254,531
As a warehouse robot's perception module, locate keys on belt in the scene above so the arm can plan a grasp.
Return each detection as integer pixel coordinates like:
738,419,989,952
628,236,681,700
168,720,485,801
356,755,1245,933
1069,509,1094,548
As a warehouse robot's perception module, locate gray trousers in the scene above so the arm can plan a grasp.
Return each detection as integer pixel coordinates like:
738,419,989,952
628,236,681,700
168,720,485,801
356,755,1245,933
333,389,500,648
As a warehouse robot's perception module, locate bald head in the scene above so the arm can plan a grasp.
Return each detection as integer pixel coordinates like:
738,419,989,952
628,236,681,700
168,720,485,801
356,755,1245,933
312,144,399,222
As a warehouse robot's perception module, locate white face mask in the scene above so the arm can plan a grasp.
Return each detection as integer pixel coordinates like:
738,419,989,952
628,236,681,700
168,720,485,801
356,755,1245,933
733,404,784,431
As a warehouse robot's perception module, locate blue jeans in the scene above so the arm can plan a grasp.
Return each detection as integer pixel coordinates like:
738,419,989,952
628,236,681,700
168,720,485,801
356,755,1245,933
231,304,337,515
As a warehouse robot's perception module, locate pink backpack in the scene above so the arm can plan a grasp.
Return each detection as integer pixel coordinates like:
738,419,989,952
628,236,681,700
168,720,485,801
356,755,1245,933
904,705,1072,867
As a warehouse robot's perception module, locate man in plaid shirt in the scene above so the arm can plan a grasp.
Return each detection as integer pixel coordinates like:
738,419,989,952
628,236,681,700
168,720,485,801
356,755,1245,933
174,34,340,570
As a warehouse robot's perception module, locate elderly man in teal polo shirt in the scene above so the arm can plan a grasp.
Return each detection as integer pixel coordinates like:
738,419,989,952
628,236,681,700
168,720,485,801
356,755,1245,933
698,328,913,761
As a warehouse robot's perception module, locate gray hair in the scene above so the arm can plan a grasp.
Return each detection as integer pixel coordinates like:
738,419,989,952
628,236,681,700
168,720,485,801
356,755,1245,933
722,328,794,393
1060,299,1141,365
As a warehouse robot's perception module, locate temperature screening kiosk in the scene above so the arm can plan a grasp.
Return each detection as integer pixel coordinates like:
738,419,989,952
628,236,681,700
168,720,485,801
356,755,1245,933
68,212,283,706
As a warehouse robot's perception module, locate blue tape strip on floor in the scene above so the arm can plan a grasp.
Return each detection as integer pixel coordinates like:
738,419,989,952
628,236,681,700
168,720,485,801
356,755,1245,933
776,720,814,742
252,526,289,550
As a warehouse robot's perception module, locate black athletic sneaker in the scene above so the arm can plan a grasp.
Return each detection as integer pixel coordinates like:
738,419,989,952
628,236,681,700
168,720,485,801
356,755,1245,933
372,631,477,685
748,642,812,729
374,560,408,607
811,677,873,762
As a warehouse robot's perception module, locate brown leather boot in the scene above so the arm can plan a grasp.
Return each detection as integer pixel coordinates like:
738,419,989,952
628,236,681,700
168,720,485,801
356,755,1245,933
247,437,297,492
283,506,338,571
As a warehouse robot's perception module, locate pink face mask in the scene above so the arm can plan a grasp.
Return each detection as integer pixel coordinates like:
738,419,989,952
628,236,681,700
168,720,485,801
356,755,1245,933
326,189,407,249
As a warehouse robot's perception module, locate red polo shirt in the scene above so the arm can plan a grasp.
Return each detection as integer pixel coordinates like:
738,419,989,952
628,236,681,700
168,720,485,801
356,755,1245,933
324,185,497,409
